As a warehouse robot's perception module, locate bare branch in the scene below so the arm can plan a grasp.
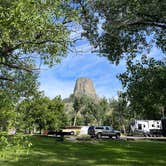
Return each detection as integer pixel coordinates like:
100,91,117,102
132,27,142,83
128,21,166,29
0,76,14,81
1,38,70,56
0,62,39,72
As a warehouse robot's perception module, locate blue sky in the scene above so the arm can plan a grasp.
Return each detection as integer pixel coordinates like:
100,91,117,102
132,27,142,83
38,34,164,99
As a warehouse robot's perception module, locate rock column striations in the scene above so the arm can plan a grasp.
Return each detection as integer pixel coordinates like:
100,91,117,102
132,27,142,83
73,77,98,100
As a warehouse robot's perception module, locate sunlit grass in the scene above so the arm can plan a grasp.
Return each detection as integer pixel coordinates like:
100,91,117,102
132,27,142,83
0,135,166,166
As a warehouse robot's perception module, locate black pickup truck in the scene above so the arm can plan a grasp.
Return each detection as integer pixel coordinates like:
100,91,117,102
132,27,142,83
44,130,73,136
88,126,121,139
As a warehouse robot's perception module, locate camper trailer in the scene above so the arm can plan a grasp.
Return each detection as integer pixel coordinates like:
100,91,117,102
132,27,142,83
130,120,163,136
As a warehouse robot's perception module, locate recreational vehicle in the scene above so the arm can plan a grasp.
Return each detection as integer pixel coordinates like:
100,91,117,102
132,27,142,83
130,118,166,136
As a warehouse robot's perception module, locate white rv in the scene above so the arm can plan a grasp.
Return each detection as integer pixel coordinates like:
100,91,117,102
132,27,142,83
130,120,161,136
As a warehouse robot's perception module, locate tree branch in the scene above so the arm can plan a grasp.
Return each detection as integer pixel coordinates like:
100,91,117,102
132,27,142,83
137,13,166,24
0,62,39,72
128,21,166,29
1,38,69,56
0,76,14,81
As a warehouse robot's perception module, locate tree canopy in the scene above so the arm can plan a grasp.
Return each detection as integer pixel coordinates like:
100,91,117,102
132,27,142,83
72,95,110,126
118,56,166,119
0,1,78,130
1,0,166,135
17,95,67,133
77,0,166,63
75,0,166,119
0,0,78,81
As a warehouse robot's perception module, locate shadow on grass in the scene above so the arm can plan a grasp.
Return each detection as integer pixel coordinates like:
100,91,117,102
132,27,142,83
1,135,166,166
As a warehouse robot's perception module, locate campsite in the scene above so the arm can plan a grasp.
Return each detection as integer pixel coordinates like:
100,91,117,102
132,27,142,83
0,1,166,165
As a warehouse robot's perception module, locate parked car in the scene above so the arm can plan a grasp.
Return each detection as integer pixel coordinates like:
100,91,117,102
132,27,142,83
88,126,121,139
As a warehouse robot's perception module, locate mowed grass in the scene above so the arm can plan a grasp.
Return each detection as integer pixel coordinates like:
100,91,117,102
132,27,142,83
1,135,166,166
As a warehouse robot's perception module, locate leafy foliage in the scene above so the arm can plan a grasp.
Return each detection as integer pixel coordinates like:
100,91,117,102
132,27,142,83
18,95,67,133
76,0,166,63
118,56,166,119
0,1,79,153
72,95,110,126
0,0,78,82
75,0,166,120
0,72,39,131
0,0,78,131
85,97,110,125
109,94,130,133
0,134,32,160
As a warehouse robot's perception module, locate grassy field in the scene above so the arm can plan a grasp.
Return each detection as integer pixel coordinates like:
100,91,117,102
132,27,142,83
1,135,166,166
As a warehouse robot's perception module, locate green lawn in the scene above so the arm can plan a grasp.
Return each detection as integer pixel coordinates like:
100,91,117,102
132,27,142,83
1,136,166,166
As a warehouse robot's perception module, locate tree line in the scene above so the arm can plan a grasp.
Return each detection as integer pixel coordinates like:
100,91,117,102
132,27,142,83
0,0,165,134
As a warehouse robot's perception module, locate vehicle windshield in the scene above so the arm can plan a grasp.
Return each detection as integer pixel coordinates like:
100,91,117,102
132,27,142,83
106,126,113,130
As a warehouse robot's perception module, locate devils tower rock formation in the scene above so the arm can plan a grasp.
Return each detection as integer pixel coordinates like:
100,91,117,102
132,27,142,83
73,77,98,99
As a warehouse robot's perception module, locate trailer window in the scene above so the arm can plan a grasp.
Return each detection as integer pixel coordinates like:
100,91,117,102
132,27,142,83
152,124,155,127
138,124,142,130
143,125,146,128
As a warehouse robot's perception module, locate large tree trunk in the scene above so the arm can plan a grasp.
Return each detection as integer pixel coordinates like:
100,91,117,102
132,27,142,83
73,112,78,126
122,124,126,135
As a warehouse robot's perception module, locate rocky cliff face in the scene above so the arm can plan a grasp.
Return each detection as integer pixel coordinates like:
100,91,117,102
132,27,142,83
73,77,98,99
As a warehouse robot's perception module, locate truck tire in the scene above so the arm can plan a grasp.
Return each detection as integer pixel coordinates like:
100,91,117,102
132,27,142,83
97,133,102,139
